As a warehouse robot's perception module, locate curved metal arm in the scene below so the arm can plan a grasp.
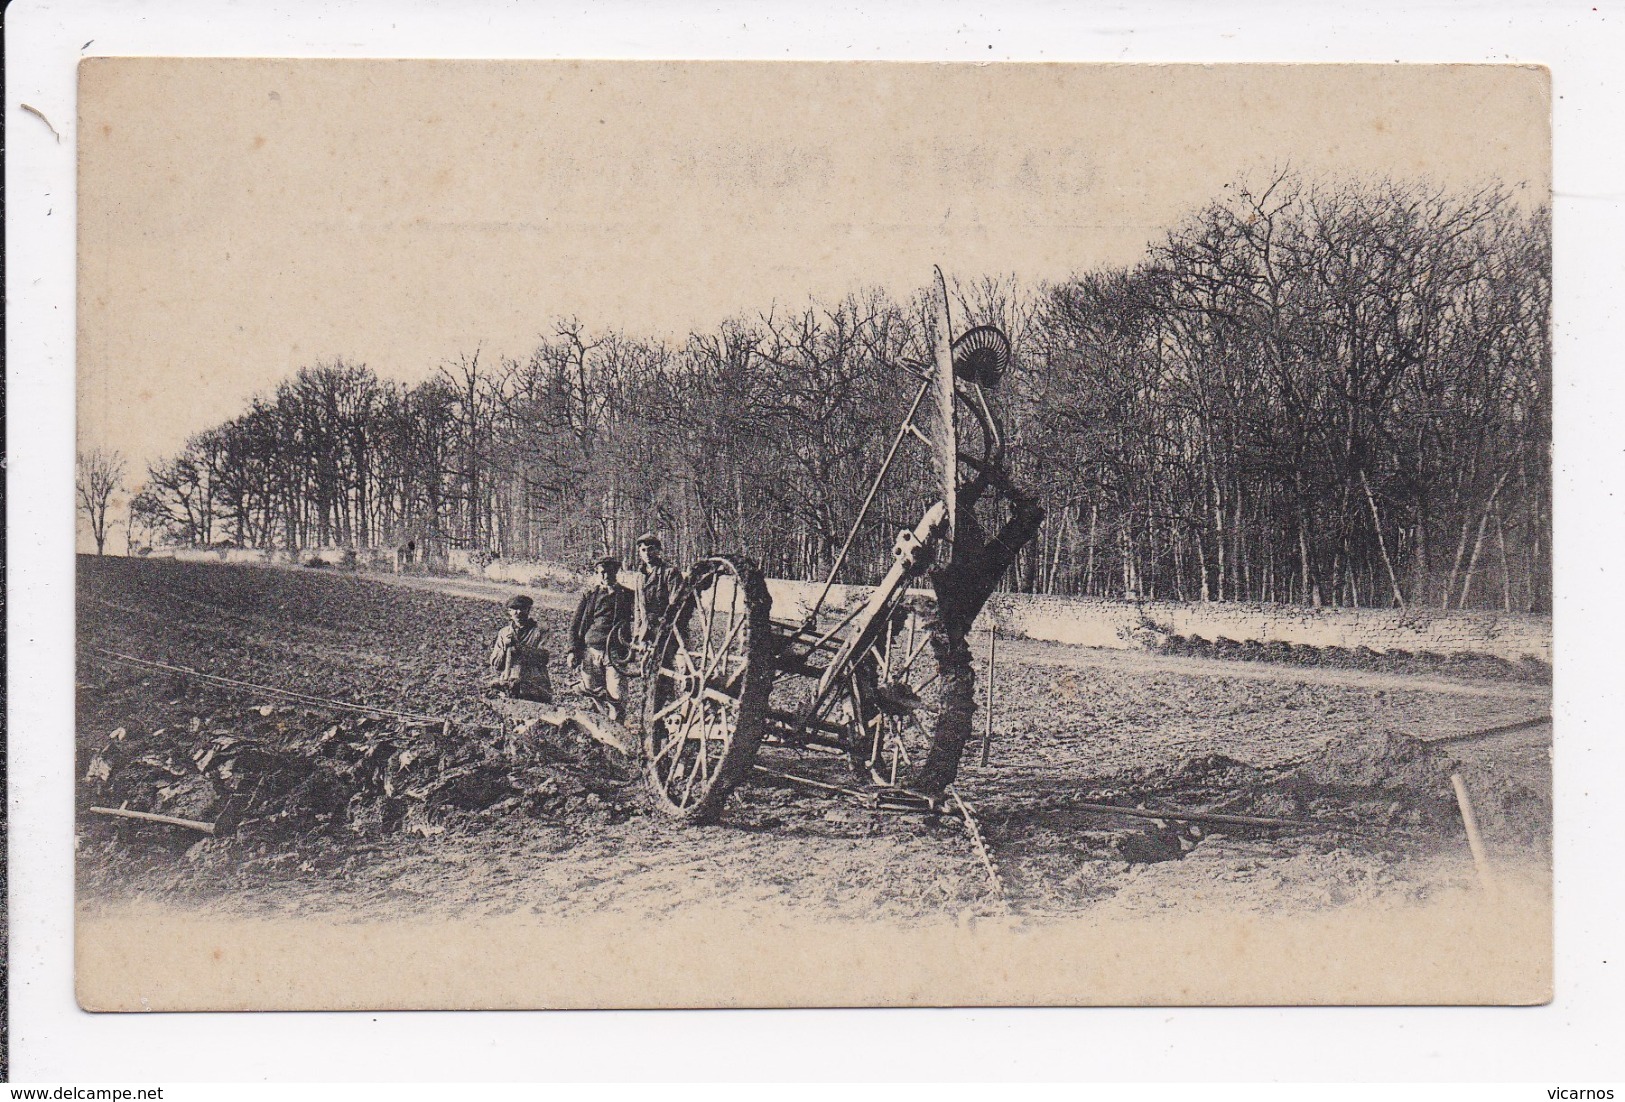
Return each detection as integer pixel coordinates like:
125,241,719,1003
961,379,1004,472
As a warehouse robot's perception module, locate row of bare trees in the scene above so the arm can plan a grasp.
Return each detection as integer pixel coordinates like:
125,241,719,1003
130,172,1550,610
1018,174,1549,610
133,360,471,555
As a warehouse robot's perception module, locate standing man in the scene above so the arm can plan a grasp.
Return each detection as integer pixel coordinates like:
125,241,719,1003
633,532,682,649
487,594,554,702
568,556,635,721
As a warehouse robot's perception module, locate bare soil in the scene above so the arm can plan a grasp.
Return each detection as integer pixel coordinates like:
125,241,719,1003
76,557,1552,925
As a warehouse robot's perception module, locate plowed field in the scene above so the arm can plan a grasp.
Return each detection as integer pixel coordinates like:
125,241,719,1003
76,556,1552,925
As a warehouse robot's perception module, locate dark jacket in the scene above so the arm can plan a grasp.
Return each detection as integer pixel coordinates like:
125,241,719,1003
570,581,635,659
635,559,683,641
489,617,554,699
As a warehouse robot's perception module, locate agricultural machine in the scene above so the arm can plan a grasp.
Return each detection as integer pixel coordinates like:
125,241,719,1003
510,269,1044,823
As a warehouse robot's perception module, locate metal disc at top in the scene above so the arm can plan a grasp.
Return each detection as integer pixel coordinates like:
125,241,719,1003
951,325,1012,389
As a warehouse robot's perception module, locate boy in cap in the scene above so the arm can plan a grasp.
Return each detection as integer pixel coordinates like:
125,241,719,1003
487,594,555,702
633,532,683,649
567,556,635,721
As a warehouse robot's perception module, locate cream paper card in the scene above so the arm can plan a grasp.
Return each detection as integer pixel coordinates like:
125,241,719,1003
75,59,1552,1010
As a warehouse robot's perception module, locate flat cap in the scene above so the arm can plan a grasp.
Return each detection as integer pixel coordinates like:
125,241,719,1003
505,594,534,610
595,555,623,570
635,532,662,547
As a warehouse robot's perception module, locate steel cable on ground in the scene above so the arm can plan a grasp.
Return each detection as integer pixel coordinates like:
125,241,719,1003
83,645,449,726
1421,714,1552,745
947,786,1011,914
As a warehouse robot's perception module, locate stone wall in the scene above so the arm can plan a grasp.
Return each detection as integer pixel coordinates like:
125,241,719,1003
756,576,1549,664
160,547,234,565
153,546,353,568
984,592,1552,664
480,557,586,592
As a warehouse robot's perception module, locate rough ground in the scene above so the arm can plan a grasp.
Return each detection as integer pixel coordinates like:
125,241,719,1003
76,557,1552,925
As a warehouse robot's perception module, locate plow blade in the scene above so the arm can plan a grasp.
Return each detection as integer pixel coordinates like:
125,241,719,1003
488,696,636,757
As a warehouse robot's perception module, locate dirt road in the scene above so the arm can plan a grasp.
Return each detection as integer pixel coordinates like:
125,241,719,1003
75,557,1551,927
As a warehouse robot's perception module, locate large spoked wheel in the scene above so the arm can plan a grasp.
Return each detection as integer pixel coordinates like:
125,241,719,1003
845,598,975,795
641,555,774,822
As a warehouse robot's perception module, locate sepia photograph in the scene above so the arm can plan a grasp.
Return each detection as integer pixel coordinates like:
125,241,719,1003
71,59,1553,1010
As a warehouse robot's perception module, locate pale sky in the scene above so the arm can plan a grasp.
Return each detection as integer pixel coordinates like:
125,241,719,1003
78,59,1549,476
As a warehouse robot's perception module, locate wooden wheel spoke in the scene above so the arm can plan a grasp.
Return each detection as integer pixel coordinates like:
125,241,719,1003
653,699,705,767
896,714,931,766
673,699,708,740
671,626,701,677
900,612,919,681
694,709,716,784
662,725,701,798
651,693,690,725
678,726,705,805
895,631,931,679
653,662,735,806
699,585,722,686
650,722,689,768
701,685,741,709
699,613,748,689
839,605,977,795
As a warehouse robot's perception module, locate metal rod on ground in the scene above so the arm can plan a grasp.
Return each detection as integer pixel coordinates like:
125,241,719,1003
89,806,216,834
980,626,997,767
752,765,868,801
1067,800,1357,834
751,765,944,814
1450,773,1496,891
1427,715,1551,746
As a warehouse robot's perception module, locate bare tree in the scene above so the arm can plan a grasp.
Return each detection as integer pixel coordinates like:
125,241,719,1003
126,487,166,553
76,447,127,555
132,171,1549,609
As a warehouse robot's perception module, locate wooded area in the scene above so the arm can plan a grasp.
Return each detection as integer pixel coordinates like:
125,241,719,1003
129,173,1551,611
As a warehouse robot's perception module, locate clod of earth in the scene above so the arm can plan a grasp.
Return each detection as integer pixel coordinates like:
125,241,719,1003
79,685,641,866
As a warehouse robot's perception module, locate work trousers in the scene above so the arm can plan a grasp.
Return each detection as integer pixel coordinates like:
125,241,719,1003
577,646,626,720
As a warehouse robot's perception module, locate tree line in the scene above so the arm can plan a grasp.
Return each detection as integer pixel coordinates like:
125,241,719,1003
118,172,1550,611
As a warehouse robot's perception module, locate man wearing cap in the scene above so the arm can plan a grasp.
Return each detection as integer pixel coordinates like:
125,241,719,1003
487,594,554,703
567,556,636,721
633,532,683,649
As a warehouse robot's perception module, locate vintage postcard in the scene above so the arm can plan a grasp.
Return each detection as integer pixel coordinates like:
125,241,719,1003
74,59,1552,1009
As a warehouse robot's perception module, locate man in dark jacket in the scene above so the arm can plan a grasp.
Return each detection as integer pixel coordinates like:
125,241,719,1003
568,556,635,721
633,532,682,649
487,594,554,702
